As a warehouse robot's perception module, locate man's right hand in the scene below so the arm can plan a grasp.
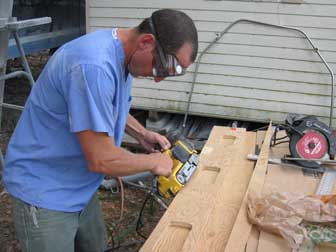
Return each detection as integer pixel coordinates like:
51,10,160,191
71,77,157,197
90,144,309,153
149,153,173,177
77,130,174,177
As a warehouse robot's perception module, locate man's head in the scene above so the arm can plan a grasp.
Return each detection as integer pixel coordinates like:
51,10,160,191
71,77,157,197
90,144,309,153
127,9,198,82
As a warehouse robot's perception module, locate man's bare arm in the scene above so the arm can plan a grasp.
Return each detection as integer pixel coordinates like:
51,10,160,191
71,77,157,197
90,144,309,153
126,114,170,151
76,130,172,177
125,114,147,140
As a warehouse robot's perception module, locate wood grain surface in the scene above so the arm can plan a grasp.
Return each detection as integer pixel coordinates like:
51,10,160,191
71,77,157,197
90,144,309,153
140,126,256,252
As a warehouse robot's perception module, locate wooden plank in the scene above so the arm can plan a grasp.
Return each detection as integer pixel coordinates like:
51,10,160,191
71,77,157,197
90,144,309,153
257,210,336,251
224,122,273,252
236,133,335,252
262,163,318,195
246,227,260,252
257,163,316,252
321,245,336,252
257,232,291,252
255,130,267,154
140,127,256,252
190,131,256,252
256,134,332,252
244,130,267,252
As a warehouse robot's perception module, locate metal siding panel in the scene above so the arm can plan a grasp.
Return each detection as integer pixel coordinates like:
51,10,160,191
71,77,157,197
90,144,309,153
196,23,336,40
134,75,331,96
196,64,331,84
133,79,331,101
89,0,336,15
132,88,331,112
198,36,336,52
199,44,336,63
131,98,336,125
90,19,336,40
89,8,336,28
86,0,336,123
199,54,331,73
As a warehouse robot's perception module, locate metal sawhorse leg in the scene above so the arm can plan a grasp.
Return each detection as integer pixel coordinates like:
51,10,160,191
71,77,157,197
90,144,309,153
0,16,51,111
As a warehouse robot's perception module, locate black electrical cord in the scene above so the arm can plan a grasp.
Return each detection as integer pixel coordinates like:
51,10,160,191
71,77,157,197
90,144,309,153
271,140,289,146
269,124,291,147
251,124,270,132
273,135,288,141
122,179,168,240
135,192,152,240
110,231,116,252
249,122,289,147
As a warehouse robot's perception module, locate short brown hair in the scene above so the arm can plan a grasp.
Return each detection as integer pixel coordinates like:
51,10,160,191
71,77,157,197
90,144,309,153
137,9,198,62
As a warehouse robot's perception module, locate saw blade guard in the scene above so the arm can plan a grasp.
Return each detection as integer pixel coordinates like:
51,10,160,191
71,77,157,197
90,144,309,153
285,113,336,168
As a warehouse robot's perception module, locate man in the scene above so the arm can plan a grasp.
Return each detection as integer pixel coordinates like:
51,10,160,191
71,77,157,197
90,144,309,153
3,8,198,252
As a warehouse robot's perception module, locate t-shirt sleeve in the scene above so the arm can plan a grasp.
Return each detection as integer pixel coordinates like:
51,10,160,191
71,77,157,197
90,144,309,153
66,64,116,137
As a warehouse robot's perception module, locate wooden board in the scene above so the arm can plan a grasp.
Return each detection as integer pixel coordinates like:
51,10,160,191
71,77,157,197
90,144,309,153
257,232,291,252
224,122,273,252
140,127,256,252
246,227,260,252
256,133,333,252
243,130,266,252
191,131,256,252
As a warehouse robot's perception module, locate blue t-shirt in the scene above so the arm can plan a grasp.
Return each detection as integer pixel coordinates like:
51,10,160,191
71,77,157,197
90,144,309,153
3,29,133,212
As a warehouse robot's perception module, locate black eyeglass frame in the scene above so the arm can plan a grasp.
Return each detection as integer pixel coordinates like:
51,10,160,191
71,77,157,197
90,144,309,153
148,17,185,77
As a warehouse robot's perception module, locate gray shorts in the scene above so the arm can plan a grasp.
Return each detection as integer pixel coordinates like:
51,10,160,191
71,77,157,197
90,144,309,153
11,193,107,252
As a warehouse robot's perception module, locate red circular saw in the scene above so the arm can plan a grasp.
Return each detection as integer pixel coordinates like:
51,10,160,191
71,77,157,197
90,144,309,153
286,114,336,168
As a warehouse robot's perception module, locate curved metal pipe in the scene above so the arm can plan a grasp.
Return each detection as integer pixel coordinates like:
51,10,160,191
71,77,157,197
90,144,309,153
183,19,335,128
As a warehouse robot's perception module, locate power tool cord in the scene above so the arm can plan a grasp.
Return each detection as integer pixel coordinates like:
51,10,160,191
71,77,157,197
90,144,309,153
103,179,147,252
251,125,270,132
117,177,125,220
122,179,166,240
270,124,290,147
136,192,152,239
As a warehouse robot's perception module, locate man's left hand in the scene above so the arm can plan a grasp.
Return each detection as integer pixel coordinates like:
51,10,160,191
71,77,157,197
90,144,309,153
139,130,171,153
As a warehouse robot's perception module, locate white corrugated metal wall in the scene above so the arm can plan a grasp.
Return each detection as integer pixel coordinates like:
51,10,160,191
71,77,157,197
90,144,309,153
86,0,336,124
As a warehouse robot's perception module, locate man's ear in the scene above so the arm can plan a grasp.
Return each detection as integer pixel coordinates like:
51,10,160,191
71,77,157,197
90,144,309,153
137,33,156,51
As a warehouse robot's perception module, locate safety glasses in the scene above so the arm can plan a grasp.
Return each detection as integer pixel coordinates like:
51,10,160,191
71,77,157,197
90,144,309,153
148,17,186,78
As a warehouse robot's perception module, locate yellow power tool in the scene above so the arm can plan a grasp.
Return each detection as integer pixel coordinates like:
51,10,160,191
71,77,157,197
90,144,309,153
157,131,199,198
